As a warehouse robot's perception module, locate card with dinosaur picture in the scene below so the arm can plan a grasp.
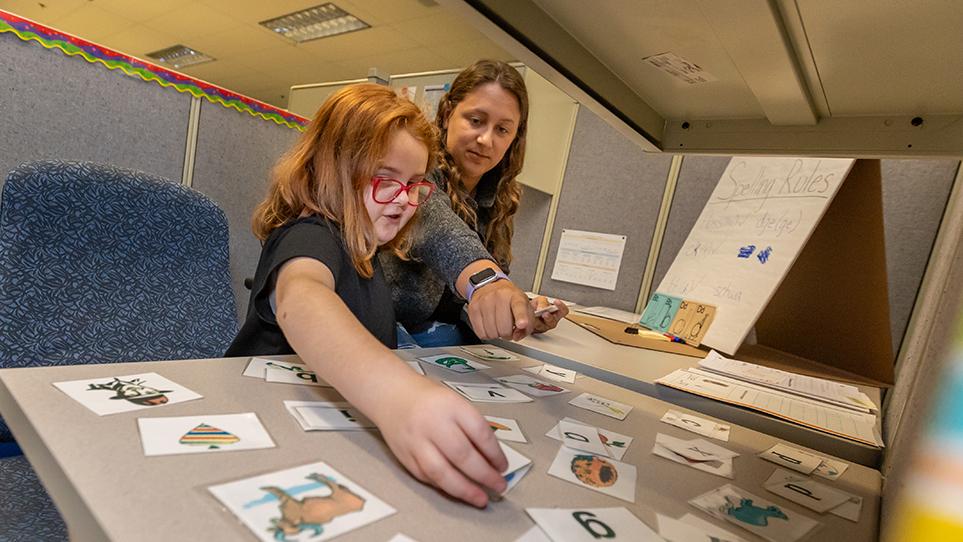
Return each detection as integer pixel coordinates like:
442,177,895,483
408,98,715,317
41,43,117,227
53,372,202,415
689,484,820,542
138,413,275,456
208,461,395,542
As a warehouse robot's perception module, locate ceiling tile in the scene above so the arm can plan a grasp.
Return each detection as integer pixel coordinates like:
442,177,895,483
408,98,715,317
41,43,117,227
0,0,87,24
394,13,483,47
41,4,133,44
339,0,440,26
296,25,417,62
142,3,239,40
98,24,179,60
197,0,325,26
92,0,192,24
185,23,288,60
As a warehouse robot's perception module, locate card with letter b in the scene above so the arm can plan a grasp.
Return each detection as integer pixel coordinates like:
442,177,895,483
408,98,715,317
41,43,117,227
526,507,662,541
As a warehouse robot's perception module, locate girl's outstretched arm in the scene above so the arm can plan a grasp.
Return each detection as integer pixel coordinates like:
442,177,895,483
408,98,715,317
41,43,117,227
274,257,508,507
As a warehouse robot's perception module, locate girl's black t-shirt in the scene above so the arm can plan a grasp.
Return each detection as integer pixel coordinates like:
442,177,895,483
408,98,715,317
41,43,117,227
225,216,397,357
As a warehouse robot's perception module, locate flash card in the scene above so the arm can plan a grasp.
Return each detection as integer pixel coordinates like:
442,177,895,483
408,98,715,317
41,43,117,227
138,413,274,456
406,361,426,376
557,419,610,457
418,354,490,373
527,507,661,541
500,441,533,495
443,381,534,403
496,374,570,397
763,469,854,514
661,409,731,442
652,433,734,479
546,417,634,460
523,363,577,383
53,372,202,416
569,393,632,420
264,363,330,386
486,416,527,443
283,401,375,431
547,446,637,502
460,345,519,361
208,461,395,542
242,357,286,378
689,484,820,542
758,443,822,474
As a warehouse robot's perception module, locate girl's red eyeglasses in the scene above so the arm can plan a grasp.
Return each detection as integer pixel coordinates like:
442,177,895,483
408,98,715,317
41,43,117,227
370,177,434,206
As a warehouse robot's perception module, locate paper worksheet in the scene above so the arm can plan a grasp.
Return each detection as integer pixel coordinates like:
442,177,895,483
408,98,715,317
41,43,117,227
698,350,878,412
656,368,882,447
551,229,627,290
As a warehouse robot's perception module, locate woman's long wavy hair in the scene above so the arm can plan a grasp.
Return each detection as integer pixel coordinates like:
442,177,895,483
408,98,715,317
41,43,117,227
436,60,528,270
252,83,438,278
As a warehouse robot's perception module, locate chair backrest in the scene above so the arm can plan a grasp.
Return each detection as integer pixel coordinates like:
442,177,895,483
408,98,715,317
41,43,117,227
0,161,238,439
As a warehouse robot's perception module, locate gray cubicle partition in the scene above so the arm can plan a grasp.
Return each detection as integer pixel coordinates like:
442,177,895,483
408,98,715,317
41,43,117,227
540,107,672,309
510,185,552,292
652,155,960,356
191,102,300,320
0,32,188,188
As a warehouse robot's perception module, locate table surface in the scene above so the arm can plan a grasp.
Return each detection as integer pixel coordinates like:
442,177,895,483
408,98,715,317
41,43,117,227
494,318,884,467
0,348,881,542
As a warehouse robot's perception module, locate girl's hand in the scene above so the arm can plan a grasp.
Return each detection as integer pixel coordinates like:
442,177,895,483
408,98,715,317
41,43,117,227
532,296,569,334
373,376,508,507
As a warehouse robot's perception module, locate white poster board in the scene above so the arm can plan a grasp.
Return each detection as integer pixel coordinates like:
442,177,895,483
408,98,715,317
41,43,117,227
655,157,855,354
551,229,627,290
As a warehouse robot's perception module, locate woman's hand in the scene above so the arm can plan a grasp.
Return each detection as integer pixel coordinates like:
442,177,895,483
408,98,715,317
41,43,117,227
531,296,569,334
372,375,508,508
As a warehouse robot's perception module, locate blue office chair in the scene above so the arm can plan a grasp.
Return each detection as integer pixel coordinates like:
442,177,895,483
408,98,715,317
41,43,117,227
0,160,239,540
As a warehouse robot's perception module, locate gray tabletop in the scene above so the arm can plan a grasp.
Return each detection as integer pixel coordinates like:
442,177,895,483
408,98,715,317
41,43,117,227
493,319,884,467
0,348,880,541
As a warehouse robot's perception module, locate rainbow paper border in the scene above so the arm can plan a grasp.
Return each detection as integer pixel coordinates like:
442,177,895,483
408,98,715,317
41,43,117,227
0,9,309,131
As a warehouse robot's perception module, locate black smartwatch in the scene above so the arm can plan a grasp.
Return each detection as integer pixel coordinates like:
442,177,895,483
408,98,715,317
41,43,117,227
466,268,510,302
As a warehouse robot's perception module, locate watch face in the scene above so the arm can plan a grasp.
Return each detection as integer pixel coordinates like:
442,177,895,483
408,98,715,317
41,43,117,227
470,268,497,286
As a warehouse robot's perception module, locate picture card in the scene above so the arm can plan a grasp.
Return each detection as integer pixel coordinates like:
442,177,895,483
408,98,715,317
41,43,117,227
208,461,395,542
557,419,610,457
677,513,748,542
486,416,527,443
547,446,637,503
387,535,419,542
830,495,863,522
406,361,426,376
657,513,746,542
522,363,577,383
500,441,533,495
763,469,854,514
526,507,661,541
496,374,570,397
546,417,634,461
460,345,518,361
264,363,330,386
661,409,731,441
443,381,533,403
758,443,822,475
53,372,201,416
283,401,375,431
813,456,850,481
418,354,490,374
689,484,820,542
652,433,734,479
138,413,274,456
242,357,302,378
569,393,632,420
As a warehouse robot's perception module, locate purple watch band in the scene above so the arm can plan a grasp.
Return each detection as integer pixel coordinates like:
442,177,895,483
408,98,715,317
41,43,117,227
466,270,510,303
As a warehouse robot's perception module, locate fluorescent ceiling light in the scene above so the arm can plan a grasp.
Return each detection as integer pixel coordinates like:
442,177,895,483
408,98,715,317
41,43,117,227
146,45,215,69
260,3,370,43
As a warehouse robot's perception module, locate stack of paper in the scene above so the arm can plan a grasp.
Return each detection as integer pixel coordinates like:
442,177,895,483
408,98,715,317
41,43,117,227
656,368,882,447
698,350,877,412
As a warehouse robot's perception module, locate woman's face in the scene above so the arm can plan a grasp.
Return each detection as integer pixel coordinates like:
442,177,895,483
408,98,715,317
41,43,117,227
364,128,428,245
444,82,521,190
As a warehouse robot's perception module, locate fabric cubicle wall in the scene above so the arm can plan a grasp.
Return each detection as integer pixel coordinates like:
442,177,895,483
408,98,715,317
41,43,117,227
0,32,187,189
190,102,299,321
539,107,672,310
510,185,552,292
